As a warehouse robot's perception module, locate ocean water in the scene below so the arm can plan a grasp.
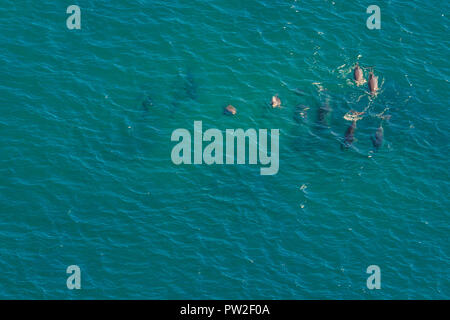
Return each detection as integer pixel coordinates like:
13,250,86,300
0,0,449,299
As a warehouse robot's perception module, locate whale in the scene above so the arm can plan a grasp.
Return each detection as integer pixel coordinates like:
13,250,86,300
354,63,364,84
368,71,379,94
341,110,365,149
271,95,281,108
224,105,237,115
371,125,384,149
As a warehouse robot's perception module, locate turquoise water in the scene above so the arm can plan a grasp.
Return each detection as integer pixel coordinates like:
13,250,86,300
0,0,449,299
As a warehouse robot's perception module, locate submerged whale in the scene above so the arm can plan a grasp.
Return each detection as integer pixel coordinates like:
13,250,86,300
317,102,331,126
293,104,309,122
342,120,357,148
184,70,197,101
142,95,153,112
